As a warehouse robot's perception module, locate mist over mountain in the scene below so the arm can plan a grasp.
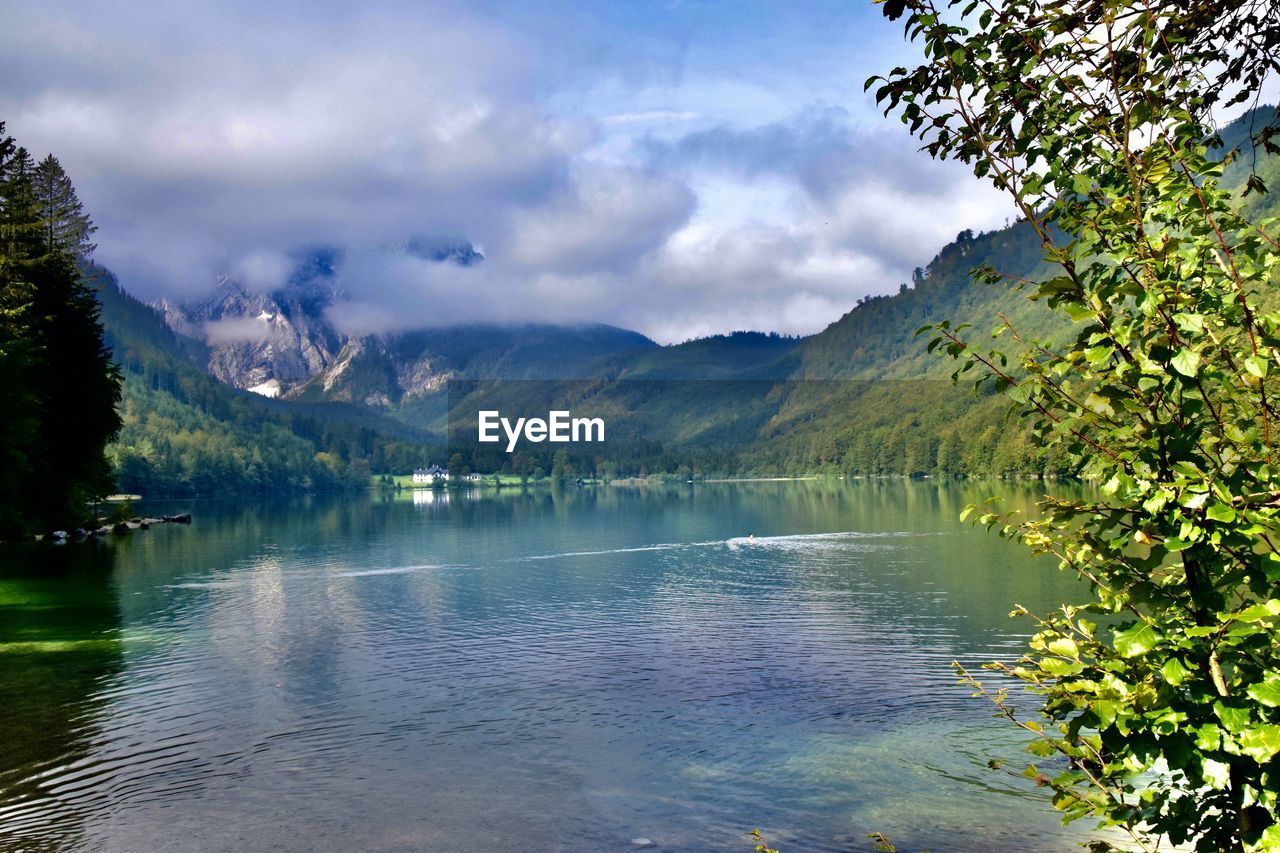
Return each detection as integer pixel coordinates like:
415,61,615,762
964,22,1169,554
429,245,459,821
99,106,1279,489
157,238,659,403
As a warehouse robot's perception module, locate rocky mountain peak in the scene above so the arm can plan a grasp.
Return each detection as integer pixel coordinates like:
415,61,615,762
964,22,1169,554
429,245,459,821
160,268,345,396
159,241,482,397
156,239,666,408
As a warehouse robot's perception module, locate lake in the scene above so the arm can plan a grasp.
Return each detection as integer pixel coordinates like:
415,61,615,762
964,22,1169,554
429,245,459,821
0,481,1095,851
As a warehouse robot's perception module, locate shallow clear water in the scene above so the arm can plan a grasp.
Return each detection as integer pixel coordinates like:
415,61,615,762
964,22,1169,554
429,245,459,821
0,481,1096,852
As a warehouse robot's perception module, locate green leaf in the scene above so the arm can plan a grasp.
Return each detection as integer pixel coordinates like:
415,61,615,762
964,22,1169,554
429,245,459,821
1113,622,1161,657
1040,658,1085,677
1173,313,1206,334
1162,658,1191,686
1184,491,1210,510
1195,724,1223,751
1201,758,1231,790
1215,701,1251,734
1027,739,1055,757
1205,503,1237,523
1237,725,1280,762
1247,677,1280,708
1233,600,1280,623
1171,348,1201,377
1047,637,1078,658
1260,825,1280,849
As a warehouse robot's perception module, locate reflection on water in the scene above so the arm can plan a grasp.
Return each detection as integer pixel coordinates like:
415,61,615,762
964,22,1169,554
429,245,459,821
411,488,448,507
0,543,124,850
0,481,1095,851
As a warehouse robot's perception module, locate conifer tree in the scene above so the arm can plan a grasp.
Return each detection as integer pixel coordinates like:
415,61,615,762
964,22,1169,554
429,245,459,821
0,124,121,534
0,128,41,534
33,154,97,259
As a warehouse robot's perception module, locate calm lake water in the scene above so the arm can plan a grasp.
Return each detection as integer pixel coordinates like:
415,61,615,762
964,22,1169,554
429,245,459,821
0,481,1096,852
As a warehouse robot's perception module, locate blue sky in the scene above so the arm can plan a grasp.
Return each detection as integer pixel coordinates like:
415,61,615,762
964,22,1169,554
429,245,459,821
0,0,1012,342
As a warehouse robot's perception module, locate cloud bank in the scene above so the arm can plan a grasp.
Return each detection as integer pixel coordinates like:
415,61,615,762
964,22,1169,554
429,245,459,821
1,0,1014,343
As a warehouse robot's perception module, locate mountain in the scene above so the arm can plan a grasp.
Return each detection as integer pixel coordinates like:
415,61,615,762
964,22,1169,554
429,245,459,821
159,241,659,405
607,331,802,380
291,323,658,407
434,108,1280,479
100,107,1279,489
436,225,1055,479
158,250,345,397
794,222,1052,380
97,268,442,496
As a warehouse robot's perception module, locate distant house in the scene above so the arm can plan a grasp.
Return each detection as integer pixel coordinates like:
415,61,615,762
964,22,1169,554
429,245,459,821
411,465,448,483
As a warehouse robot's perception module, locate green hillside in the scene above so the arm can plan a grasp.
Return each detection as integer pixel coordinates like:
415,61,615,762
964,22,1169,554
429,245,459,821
96,270,441,496
748,221,1063,477
796,222,1052,379
609,331,802,380
431,108,1280,481
754,106,1280,477
96,107,1279,489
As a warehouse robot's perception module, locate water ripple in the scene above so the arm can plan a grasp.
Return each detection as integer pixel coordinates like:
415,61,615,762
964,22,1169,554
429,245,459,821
0,488,1094,852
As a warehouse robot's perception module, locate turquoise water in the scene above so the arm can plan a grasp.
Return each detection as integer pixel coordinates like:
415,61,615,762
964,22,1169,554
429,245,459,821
0,481,1094,851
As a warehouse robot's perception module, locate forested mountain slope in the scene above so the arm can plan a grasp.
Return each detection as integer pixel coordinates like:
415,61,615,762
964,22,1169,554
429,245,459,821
750,107,1280,477
97,107,1279,487
97,271,440,496
796,221,1052,379
291,322,657,408
799,106,1280,383
480,108,1279,479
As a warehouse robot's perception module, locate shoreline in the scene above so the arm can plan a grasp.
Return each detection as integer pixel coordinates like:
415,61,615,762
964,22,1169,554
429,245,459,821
700,476,818,483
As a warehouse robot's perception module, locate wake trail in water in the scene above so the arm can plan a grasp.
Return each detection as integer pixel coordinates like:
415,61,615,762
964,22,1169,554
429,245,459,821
333,564,451,578
520,531,918,562
164,564,451,589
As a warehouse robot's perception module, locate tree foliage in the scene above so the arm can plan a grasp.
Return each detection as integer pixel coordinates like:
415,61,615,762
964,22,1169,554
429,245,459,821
97,273,438,496
871,0,1280,849
33,154,97,259
0,122,122,535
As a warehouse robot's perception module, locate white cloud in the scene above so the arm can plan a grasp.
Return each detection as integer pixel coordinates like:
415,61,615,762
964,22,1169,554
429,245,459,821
0,0,1015,344
233,250,293,293
504,165,694,273
203,316,271,344
602,110,700,125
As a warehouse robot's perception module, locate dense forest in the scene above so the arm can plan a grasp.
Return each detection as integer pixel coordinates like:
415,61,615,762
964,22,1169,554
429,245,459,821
5,108,1276,514
0,124,121,535
0,116,452,520
430,113,1277,484
97,273,442,497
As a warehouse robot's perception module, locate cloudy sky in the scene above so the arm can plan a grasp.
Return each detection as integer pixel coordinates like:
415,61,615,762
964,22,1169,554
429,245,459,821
0,0,1014,343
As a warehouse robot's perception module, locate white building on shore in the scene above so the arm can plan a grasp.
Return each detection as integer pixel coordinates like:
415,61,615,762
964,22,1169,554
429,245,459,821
411,465,448,483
